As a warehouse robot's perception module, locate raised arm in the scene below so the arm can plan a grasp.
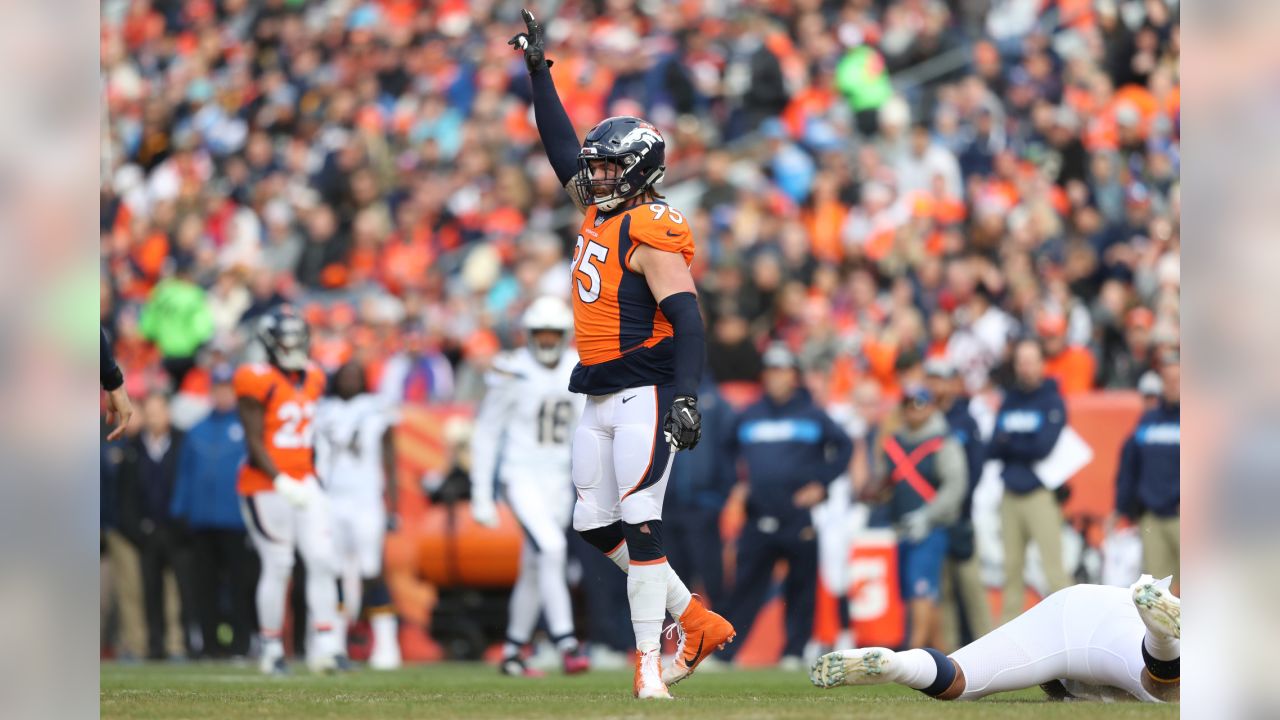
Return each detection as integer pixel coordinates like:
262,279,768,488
510,9,585,212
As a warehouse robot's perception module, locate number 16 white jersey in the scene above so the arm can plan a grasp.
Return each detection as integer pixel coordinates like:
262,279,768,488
470,347,584,493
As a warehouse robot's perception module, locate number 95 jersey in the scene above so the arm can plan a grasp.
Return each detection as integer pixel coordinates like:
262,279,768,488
471,347,585,487
233,362,327,495
569,202,695,396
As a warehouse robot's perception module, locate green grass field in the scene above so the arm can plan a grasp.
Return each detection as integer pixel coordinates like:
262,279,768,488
101,662,1179,720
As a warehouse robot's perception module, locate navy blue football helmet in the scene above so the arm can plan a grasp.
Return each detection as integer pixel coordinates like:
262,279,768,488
574,116,666,211
257,305,311,372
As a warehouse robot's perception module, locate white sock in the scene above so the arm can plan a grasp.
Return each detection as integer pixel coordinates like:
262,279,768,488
890,648,941,689
537,547,576,643
628,562,669,653
371,613,399,655
256,562,291,640
305,565,340,642
606,542,629,572
506,545,542,654
1143,633,1180,662
666,566,692,619
606,543,691,619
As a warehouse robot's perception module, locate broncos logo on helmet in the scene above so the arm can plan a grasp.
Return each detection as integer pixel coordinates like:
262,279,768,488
574,116,666,211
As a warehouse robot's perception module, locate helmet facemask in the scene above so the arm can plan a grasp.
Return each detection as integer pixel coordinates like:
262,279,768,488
261,315,311,372
527,328,568,367
574,151,664,212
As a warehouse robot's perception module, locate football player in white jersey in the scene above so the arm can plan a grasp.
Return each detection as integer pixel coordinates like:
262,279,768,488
314,361,402,670
470,296,590,677
811,575,1180,703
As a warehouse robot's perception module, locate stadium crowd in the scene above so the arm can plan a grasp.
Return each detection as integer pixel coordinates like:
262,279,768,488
100,0,1179,662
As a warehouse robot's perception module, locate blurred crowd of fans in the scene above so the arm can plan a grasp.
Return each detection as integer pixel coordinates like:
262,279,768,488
100,0,1180,408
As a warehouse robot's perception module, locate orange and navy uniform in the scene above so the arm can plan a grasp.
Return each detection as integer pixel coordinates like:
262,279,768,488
568,200,695,395
233,362,326,496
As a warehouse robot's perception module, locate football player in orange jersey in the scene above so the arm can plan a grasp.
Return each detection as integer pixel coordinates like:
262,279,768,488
234,307,344,674
512,9,735,699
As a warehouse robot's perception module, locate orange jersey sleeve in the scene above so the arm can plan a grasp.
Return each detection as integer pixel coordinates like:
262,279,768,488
623,202,695,267
233,363,276,403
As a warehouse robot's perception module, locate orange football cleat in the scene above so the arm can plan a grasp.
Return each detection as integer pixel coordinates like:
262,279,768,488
662,595,736,686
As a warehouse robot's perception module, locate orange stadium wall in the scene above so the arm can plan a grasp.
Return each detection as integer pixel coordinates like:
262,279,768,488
384,390,1145,662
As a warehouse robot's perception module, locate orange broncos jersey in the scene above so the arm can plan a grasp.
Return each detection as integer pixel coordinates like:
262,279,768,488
571,201,695,370
233,362,326,495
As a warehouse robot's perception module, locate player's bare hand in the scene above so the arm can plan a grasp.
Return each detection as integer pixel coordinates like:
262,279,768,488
792,481,827,509
105,386,134,442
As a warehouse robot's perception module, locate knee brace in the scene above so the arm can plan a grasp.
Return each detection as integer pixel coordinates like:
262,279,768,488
622,520,665,563
578,521,626,556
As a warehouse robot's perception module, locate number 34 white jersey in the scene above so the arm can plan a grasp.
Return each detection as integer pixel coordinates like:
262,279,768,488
470,348,583,492
314,393,396,500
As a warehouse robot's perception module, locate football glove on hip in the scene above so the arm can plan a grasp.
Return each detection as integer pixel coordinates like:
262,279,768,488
663,395,702,451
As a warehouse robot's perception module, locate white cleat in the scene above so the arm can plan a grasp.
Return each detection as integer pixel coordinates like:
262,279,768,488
307,652,339,675
633,649,673,700
810,648,897,689
1130,574,1180,640
369,647,402,671
259,642,287,676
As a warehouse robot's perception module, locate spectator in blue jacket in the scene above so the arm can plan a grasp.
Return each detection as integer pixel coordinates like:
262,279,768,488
170,365,255,658
989,339,1071,622
1115,356,1180,590
664,376,738,608
717,344,853,668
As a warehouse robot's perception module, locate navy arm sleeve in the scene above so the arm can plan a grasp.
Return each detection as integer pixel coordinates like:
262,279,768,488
529,66,581,186
101,326,124,391
657,292,705,399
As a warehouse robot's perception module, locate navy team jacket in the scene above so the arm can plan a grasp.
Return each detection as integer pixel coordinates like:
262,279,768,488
1115,401,1180,519
988,378,1067,495
729,388,853,526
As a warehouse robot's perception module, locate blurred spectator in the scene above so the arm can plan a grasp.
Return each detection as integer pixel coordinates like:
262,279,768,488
102,419,146,661
117,392,195,660
138,260,214,389
925,358,992,646
989,339,1071,622
377,320,455,406
664,377,737,608
1038,311,1097,396
1115,356,1180,590
717,345,852,667
872,385,965,650
169,366,254,658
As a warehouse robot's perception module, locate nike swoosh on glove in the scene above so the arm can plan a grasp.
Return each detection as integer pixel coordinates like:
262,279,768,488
663,395,702,451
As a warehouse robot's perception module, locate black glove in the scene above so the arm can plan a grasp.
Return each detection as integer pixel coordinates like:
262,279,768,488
508,8,553,73
663,395,701,450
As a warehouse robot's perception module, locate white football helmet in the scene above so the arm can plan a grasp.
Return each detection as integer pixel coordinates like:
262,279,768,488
522,295,573,366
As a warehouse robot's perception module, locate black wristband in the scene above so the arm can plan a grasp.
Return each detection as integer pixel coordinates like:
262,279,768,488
102,366,125,392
